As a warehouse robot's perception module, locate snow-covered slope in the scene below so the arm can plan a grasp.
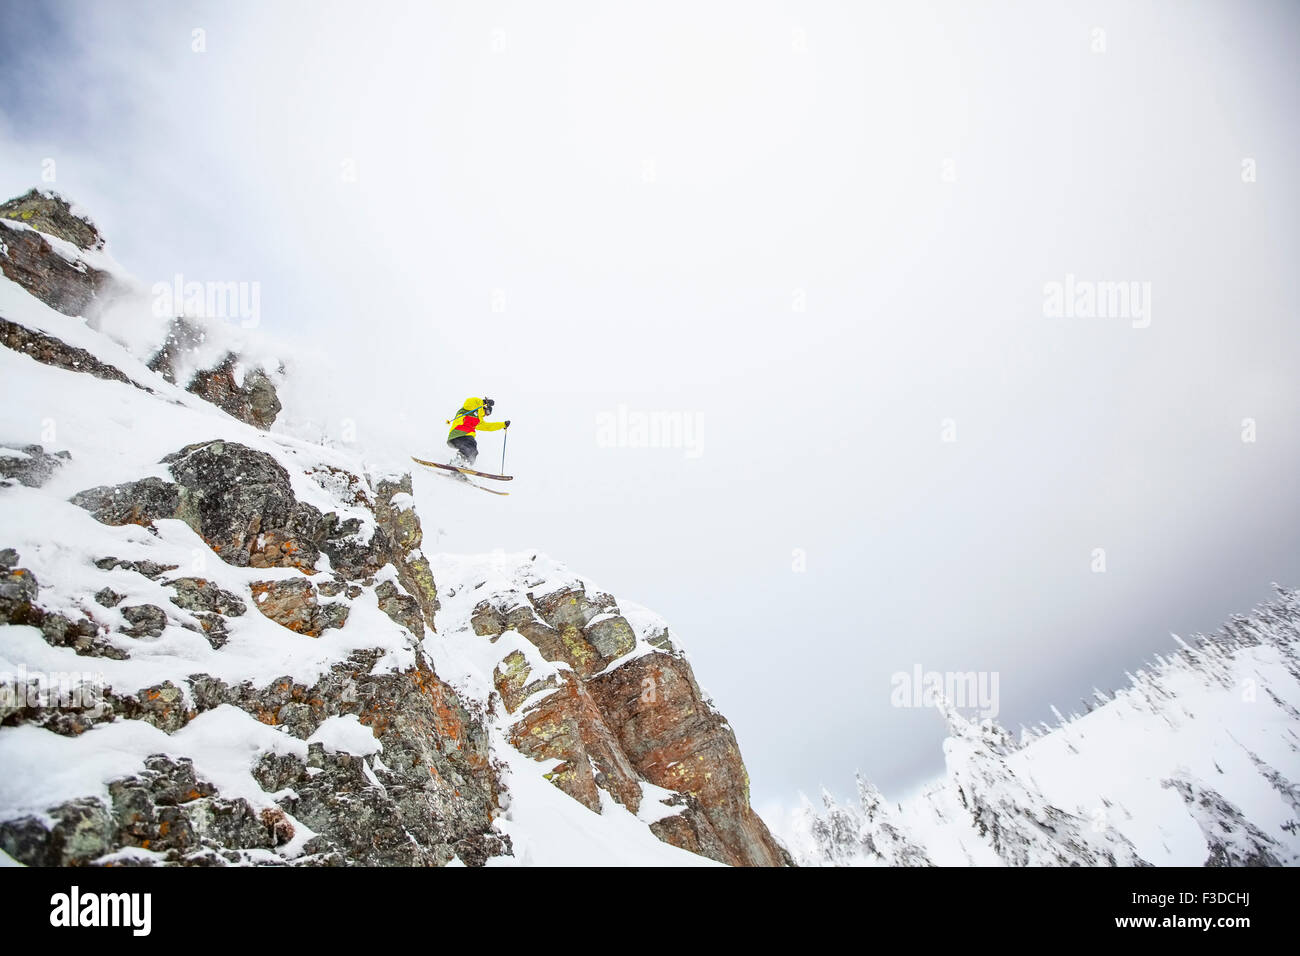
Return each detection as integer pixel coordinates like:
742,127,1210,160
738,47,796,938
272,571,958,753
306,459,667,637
0,193,785,866
786,589,1300,866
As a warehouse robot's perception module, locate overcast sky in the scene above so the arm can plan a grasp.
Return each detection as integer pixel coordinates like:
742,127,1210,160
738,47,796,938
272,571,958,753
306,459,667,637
2,0,1297,811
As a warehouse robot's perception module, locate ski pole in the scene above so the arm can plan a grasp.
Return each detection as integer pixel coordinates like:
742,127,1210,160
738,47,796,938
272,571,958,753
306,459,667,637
501,427,508,475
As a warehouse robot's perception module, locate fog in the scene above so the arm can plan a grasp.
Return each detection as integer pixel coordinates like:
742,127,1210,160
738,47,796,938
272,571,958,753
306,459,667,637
2,0,1298,808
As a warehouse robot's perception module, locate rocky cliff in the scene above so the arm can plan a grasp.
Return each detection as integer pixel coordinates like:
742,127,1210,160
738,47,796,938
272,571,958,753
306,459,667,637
0,192,791,866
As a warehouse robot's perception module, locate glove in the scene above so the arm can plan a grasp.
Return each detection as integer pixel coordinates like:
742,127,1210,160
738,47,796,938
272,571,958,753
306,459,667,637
504,420,511,428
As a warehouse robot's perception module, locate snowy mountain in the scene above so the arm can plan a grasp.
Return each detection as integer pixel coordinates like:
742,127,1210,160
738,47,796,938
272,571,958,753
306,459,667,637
787,588,1300,866
0,190,790,866
3,190,1295,869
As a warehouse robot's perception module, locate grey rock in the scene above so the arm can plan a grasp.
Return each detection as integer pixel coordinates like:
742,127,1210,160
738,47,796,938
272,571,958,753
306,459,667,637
375,579,423,634
168,577,246,617
0,562,41,626
120,604,168,638
583,614,636,660
252,751,306,794
0,797,113,866
231,649,506,866
113,681,192,733
0,222,112,317
0,189,104,250
471,600,505,637
0,561,119,659
167,577,245,650
529,586,603,630
71,478,180,527
0,317,143,385
0,754,292,866
184,355,282,430
0,444,70,488
163,440,324,570
95,556,179,579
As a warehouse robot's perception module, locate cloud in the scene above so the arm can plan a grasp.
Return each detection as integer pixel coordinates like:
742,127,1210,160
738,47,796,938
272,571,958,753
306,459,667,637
2,0,1298,805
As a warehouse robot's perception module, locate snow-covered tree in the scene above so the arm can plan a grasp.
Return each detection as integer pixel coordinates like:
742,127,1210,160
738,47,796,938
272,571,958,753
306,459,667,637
939,695,1148,866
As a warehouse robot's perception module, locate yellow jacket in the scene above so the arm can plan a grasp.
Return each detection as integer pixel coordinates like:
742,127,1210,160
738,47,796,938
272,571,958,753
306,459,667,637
447,396,505,440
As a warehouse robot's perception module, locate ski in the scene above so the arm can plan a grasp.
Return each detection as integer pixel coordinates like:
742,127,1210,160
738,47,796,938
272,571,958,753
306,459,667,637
410,457,513,481
429,468,510,496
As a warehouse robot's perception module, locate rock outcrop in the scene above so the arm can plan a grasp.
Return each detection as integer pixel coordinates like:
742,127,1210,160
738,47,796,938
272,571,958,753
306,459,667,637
0,444,71,489
0,191,791,868
0,317,147,390
472,578,792,867
148,319,282,430
0,189,105,251
1,642,509,867
72,440,325,571
0,191,281,431
0,191,112,316
4,437,505,864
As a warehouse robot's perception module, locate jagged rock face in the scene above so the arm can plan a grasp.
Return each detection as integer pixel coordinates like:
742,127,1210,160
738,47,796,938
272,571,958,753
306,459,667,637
646,791,734,861
0,556,123,659
374,579,423,635
477,580,792,867
5,435,498,865
369,478,440,629
72,440,323,570
477,586,635,679
71,442,438,633
1,550,506,865
508,675,644,814
589,652,791,867
165,441,320,568
0,218,112,318
9,437,486,861
195,649,506,866
0,444,71,488
0,190,104,251
0,755,294,867
146,320,282,430
187,355,281,430
0,317,144,389
0,206,280,432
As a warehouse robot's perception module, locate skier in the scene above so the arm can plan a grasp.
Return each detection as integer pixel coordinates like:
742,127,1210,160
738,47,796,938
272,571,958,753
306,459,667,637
446,396,509,468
